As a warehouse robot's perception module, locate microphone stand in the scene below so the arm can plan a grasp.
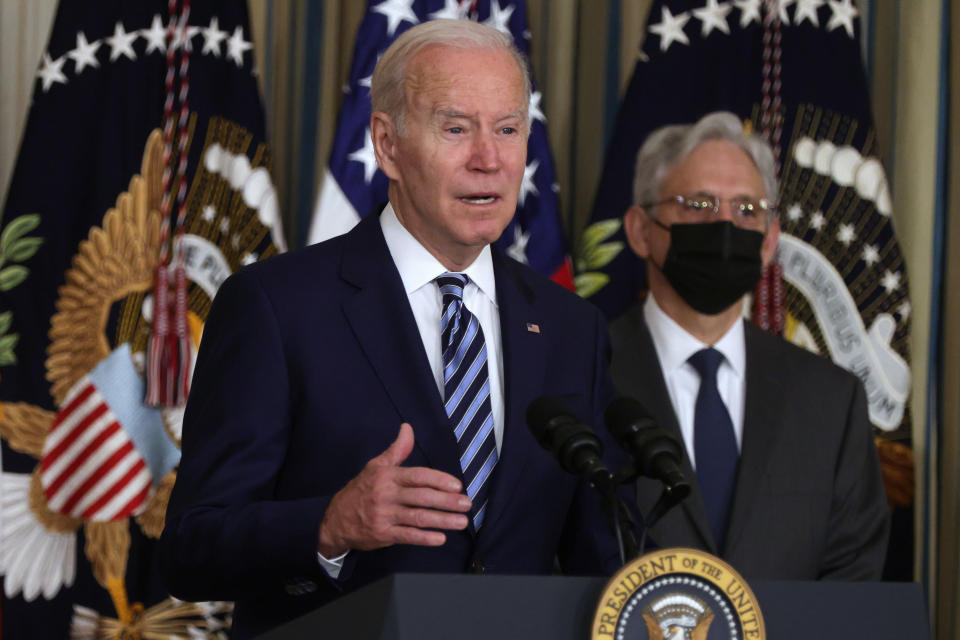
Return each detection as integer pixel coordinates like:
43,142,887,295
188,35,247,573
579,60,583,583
613,464,689,556
587,468,639,565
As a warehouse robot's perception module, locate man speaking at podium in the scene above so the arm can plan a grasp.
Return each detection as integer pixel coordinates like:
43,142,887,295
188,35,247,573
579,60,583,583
610,112,889,581
160,19,622,639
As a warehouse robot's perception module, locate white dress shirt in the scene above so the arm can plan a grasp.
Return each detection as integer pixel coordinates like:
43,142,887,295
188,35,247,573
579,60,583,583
319,204,506,577
380,204,505,449
642,294,746,469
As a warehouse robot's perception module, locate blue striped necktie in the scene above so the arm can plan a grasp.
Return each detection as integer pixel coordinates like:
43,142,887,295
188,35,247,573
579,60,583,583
690,347,739,551
436,273,498,530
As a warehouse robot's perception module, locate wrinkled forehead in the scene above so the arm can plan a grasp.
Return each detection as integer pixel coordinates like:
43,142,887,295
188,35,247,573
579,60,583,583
403,44,526,106
662,139,766,194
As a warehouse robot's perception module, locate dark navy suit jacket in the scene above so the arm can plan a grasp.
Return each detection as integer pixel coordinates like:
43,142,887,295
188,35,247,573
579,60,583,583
160,211,625,638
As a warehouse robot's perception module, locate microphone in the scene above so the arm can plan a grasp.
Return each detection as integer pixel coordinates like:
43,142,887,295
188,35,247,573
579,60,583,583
604,397,691,501
527,395,639,563
526,396,611,490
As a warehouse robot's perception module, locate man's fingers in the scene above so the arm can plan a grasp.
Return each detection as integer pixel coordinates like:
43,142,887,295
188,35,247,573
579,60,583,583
397,486,471,513
395,465,462,492
390,526,447,547
373,422,416,468
395,507,470,531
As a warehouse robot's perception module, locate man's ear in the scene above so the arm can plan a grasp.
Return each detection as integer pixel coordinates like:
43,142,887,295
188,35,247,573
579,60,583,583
623,205,652,259
370,111,399,181
761,217,781,268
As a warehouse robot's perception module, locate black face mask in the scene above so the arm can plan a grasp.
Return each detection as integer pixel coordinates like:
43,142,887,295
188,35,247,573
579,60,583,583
653,220,765,315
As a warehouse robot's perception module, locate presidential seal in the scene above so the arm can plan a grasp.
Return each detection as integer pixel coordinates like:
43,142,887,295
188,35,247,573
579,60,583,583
592,548,765,640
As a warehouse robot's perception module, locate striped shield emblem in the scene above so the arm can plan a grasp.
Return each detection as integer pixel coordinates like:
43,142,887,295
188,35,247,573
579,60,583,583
40,344,180,522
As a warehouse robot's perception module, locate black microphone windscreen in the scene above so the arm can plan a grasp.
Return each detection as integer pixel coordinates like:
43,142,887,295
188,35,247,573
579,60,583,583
604,396,654,437
526,395,574,441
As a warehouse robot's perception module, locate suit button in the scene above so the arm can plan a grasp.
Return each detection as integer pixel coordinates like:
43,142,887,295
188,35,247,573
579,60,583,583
469,558,486,574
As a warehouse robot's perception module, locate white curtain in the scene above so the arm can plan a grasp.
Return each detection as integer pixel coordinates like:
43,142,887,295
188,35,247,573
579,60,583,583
0,0,58,209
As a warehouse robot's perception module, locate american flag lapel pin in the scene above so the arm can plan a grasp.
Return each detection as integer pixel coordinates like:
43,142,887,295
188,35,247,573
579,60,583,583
526,322,540,334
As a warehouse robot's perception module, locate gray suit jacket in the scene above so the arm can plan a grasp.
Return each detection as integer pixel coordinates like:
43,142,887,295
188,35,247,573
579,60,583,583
609,303,889,580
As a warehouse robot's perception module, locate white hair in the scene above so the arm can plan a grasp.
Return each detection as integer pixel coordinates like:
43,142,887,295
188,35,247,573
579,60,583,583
370,19,532,134
632,111,779,212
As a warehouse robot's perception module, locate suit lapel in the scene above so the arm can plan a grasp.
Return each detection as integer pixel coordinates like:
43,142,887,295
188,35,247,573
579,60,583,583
339,214,462,480
615,308,716,552
477,253,547,535
724,325,786,553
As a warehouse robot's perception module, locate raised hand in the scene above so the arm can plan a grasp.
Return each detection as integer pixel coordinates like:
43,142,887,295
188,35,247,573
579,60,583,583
317,423,471,557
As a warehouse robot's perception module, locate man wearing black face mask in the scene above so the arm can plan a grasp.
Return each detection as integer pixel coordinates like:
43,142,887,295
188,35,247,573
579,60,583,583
609,111,888,581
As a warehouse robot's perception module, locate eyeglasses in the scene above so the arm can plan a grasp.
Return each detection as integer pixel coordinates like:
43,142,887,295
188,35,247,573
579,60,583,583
642,194,774,231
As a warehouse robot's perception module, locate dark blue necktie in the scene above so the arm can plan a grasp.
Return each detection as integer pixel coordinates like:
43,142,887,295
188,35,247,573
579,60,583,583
690,347,739,551
437,273,497,529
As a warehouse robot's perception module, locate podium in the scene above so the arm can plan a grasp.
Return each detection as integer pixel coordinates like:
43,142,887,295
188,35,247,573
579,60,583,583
260,573,929,639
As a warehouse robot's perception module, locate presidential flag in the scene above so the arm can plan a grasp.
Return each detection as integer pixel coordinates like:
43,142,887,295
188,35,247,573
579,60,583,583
308,0,573,288
578,0,912,575
0,1,283,636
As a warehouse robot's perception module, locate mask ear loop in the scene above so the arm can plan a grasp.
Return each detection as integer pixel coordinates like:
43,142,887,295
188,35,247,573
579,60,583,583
642,210,671,273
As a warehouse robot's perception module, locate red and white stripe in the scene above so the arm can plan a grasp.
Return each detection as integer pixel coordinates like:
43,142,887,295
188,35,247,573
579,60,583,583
41,379,152,522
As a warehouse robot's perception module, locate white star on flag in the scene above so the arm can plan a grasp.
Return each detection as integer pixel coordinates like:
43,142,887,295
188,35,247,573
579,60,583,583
171,24,201,52
648,6,691,52
68,32,102,74
226,26,252,67
106,22,138,61
808,211,825,230
519,159,540,206
836,223,855,246
429,0,471,20
484,1,515,35
776,0,795,25
242,252,259,266
733,0,762,27
202,205,216,222
794,0,825,26
219,218,230,234
827,0,858,38
693,0,733,37
862,244,880,266
881,269,901,293
896,300,911,321
141,15,168,54
786,203,804,221
348,129,379,184
529,91,545,123
202,17,229,56
372,0,419,37
37,53,68,92
506,225,530,264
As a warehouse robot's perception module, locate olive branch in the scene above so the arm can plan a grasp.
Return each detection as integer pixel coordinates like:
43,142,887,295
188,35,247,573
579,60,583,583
574,218,624,299
0,214,44,368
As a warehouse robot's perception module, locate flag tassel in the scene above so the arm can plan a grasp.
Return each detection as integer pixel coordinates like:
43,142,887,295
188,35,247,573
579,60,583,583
145,265,190,407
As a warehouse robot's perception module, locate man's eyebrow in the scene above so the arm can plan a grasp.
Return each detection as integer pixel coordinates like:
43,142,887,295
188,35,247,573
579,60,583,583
496,109,526,123
435,109,472,120
433,109,526,122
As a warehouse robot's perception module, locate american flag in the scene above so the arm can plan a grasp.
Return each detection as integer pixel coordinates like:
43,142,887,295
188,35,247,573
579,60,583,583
308,0,573,288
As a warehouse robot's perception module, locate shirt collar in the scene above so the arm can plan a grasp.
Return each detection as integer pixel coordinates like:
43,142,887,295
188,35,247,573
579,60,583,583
643,293,745,377
380,203,497,304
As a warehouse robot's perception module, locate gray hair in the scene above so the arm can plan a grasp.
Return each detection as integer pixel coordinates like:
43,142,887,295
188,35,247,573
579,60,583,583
370,19,532,135
632,111,778,212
